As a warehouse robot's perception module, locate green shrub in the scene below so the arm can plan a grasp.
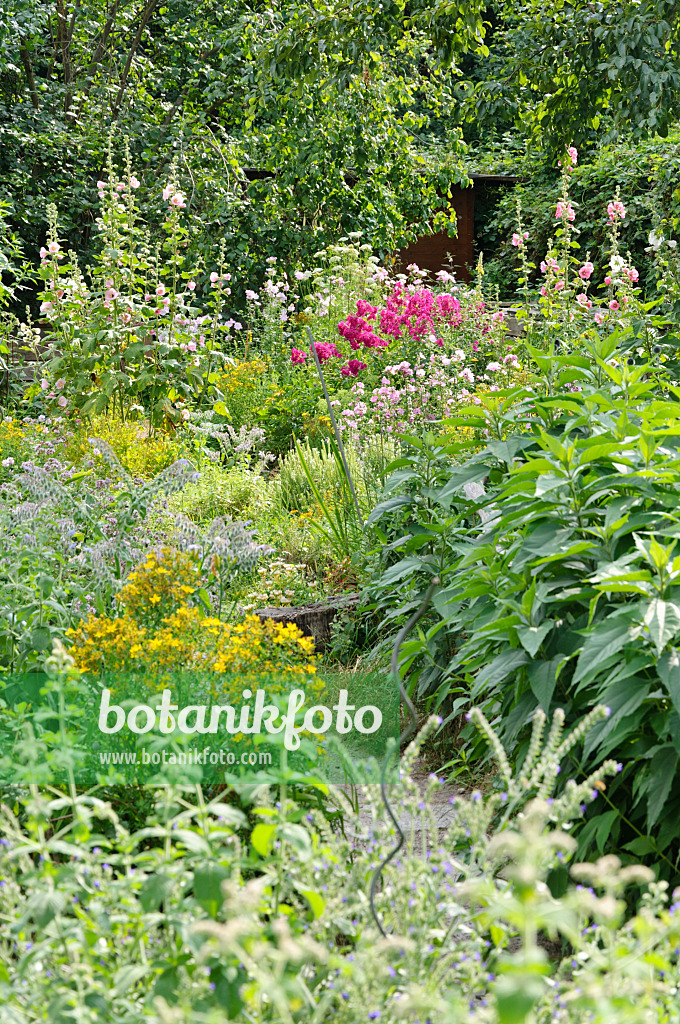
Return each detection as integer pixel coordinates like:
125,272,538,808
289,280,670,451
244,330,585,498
367,334,680,875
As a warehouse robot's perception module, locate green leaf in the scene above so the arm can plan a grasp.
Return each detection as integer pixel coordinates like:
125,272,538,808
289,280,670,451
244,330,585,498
527,657,565,710
646,747,678,829
251,823,276,857
298,888,326,918
517,622,553,659
140,872,174,912
572,619,632,685
658,649,680,716
194,862,230,918
643,599,680,656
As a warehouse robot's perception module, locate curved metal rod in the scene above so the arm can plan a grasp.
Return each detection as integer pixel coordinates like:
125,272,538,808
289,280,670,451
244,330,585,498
369,577,439,937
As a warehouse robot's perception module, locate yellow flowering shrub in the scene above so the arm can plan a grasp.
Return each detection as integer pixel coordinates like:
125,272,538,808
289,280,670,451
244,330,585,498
68,547,319,697
0,417,30,468
69,609,316,677
215,358,267,395
213,358,272,431
61,415,182,479
115,547,201,626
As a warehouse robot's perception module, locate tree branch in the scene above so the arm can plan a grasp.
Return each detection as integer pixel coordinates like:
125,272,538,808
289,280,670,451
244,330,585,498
55,0,75,116
76,0,122,117
111,0,160,120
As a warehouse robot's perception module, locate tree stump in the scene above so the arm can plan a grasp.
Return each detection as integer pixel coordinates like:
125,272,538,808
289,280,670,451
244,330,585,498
254,594,360,649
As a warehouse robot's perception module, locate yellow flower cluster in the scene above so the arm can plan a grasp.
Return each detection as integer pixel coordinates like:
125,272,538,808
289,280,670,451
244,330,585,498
68,547,318,694
0,418,29,465
69,608,316,677
62,415,181,479
216,358,267,395
115,547,201,626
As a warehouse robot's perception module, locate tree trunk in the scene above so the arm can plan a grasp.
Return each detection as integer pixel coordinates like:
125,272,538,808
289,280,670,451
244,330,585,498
19,39,40,109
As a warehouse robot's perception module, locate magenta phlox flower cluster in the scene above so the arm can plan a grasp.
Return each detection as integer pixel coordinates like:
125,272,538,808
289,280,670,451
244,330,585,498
337,313,387,350
340,359,368,378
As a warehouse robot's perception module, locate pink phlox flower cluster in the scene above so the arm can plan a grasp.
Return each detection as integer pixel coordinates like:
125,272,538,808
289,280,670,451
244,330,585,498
356,299,377,320
291,348,307,364
314,342,341,363
338,313,386,350
340,359,368,378
607,200,626,221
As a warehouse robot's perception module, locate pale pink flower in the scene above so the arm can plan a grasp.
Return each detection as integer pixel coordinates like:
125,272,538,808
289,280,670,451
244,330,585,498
169,193,186,208
97,180,106,190
58,396,67,408
187,280,196,291
540,286,548,297
556,201,575,222
116,183,125,192
609,299,620,311
187,340,197,352
129,176,140,189
210,272,219,284
104,288,119,302
511,233,522,247
567,146,578,165
55,378,65,390
554,279,565,292
48,241,60,254
162,185,174,201
604,276,612,285
594,311,605,324
607,199,626,221
626,267,639,282
576,294,592,308
578,262,594,280
40,301,53,313
39,246,47,259
156,284,166,297
121,312,131,323
40,379,49,390
540,261,547,274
